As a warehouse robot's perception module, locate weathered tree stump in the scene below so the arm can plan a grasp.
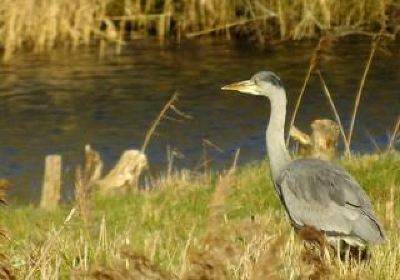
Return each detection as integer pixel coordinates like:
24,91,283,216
40,155,62,210
290,119,340,161
96,150,148,193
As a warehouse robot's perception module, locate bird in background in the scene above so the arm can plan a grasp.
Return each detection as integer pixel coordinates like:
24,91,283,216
221,71,385,252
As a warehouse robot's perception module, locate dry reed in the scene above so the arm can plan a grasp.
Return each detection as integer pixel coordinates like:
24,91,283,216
183,157,249,280
0,254,14,280
249,235,285,280
286,37,323,145
1,0,399,60
347,36,380,153
181,169,237,280
0,0,108,61
387,116,400,151
141,92,180,153
91,251,177,280
25,208,76,279
207,172,234,228
317,70,349,153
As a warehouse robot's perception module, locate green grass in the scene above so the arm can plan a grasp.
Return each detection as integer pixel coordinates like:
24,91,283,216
0,153,399,279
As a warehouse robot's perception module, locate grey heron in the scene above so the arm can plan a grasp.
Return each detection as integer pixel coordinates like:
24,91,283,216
221,71,385,248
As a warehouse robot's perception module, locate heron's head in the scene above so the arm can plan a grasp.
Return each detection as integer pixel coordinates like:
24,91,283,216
221,71,283,98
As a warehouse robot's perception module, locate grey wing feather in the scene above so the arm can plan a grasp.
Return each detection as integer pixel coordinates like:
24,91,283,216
277,159,385,244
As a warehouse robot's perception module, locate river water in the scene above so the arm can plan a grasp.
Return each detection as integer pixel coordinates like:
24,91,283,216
0,39,399,202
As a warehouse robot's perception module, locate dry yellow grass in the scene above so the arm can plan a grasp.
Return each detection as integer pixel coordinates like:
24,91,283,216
90,251,178,280
0,0,108,61
1,0,398,61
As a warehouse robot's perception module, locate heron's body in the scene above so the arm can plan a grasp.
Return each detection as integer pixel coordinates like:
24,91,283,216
222,71,385,247
278,158,384,245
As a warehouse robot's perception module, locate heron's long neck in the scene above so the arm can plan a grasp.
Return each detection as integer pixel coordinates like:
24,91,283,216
266,90,291,181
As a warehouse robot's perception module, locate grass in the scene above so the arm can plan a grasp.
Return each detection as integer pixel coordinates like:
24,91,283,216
0,152,399,279
1,0,399,61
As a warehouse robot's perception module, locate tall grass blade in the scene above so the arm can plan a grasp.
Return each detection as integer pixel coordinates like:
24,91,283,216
141,92,179,153
317,71,349,155
347,36,379,151
286,38,322,145
387,115,400,152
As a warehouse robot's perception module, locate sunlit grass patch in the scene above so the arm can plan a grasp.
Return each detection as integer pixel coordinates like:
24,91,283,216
0,152,398,278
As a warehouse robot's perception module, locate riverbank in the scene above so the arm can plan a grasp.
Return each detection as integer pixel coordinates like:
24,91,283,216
0,152,399,279
1,0,399,61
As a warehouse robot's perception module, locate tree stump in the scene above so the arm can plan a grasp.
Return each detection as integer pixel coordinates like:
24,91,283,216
290,119,340,161
96,150,148,193
40,155,62,210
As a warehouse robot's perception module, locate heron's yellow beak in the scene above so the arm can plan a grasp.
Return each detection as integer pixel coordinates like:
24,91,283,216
221,79,258,94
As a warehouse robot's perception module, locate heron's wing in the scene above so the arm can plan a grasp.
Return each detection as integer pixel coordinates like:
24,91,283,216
277,159,385,244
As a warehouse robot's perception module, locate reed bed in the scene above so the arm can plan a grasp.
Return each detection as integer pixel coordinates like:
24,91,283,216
1,0,399,61
0,0,108,61
0,153,399,279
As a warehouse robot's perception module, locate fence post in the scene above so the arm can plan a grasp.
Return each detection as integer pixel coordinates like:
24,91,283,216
40,155,62,210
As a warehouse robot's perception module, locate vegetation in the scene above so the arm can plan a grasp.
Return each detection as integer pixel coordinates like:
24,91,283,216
1,0,399,61
0,1,398,279
0,153,399,279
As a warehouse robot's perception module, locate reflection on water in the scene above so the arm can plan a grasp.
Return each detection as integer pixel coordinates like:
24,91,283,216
0,39,399,202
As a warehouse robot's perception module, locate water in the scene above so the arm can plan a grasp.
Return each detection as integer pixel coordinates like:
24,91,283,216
0,39,399,202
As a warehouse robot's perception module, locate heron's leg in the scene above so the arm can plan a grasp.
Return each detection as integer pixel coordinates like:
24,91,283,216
335,240,341,263
344,245,350,263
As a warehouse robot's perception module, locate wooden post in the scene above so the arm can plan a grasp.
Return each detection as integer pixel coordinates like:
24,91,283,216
40,155,62,210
